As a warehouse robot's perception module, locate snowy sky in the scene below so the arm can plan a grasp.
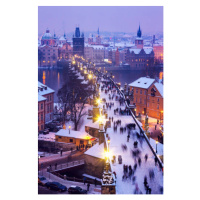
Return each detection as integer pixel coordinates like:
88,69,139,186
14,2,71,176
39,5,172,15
38,6,163,35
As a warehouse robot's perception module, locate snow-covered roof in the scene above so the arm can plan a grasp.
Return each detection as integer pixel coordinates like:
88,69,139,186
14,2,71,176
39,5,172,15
129,49,141,54
77,75,85,80
144,48,153,54
85,44,105,50
128,77,155,89
59,36,66,41
38,82,55,96
85,119,99,129
84,143,105,159
154,82,163,97
56,129,93,140
38,94,46,102
81,80,89,85
135,37,143,40
129,48,153,54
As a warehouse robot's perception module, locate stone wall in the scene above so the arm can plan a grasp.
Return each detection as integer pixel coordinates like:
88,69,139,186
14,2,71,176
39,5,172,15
84,154,105,179
38,140,76,153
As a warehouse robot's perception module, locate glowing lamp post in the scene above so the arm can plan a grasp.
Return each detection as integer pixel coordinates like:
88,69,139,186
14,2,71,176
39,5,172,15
69,125,71,134
156,140,158,153
107,139,110,151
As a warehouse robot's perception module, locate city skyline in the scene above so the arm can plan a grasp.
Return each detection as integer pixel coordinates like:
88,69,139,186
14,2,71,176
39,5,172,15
38,6,163,36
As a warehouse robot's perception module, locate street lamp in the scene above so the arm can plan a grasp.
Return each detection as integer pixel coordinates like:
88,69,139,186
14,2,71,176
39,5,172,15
69,125,71,134
38,155,40,173
156,140,158,153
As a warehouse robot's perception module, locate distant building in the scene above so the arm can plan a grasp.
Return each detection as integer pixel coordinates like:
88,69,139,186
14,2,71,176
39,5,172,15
125,25,154,69
84,46,94,62
115,48,120,66
38,45,58,67
88,34,94,44
84,44,105,64
126,48,154,69
41,28,56,46
135,25,143,49
58,42,73,60
128,77,163,120
58,33,67,45
96,27,101,44
38,82,55,128
73,27,84,57
153,44,163,64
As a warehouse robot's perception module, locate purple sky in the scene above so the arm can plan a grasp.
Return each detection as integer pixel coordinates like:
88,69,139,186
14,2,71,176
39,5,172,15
38,6,163,36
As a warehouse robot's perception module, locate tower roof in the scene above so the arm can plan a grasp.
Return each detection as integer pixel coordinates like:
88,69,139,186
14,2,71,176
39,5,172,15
137,25,142,38
75,27,80,38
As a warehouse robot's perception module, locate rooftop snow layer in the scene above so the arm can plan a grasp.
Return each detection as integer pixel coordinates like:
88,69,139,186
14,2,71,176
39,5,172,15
128,77,155,89
56,129,93,140
154,82,163,97
38,94,47,102
38,81,55,95
84,143,105,159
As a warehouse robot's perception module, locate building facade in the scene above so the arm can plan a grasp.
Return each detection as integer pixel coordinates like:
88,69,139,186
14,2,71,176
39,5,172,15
58,42,73,60
153,44,163,64
129,77,163,120
73,27,84,57
38,95,46,132
41,29,56,46
38,45,58,67
135,25,144,49
38,82,55,125
126,48,154,69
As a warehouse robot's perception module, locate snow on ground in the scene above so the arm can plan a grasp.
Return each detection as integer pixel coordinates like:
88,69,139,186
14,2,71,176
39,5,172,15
149,138,163,156
38,132,55,141
98,82,163,194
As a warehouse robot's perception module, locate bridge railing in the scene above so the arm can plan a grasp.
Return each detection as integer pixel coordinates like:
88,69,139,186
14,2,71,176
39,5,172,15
48,159,85,172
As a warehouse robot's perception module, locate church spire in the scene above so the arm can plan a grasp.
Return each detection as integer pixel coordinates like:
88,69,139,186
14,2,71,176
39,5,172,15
137,24,142,38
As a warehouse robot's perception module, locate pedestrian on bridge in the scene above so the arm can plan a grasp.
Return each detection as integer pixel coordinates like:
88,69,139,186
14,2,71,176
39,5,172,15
94,178,97,187
145,154,148,162
87,183,90,191
127,134,130,142
83,177,86,185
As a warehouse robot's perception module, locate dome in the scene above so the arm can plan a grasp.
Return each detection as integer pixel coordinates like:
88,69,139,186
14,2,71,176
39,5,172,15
42,29,53,40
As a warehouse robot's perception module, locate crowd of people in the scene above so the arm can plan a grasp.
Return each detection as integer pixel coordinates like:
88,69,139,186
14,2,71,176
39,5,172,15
97,76,163,194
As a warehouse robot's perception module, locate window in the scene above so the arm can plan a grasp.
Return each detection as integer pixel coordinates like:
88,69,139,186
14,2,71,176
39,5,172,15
147,102,149,107
41,125,43,130
41,103,43,110
140,90,142,94
80,140,84,144
135,97,137,103
157,98,159,102
70,139,73,143
140,98,142,103
136,89,138,94
144,99,146,104
144,90,147,95
157,112,159,117
41,114,43,121
59,136,62,139
50,95,52,101
157,104,159,109
47,105,49,112
147,96,150,100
